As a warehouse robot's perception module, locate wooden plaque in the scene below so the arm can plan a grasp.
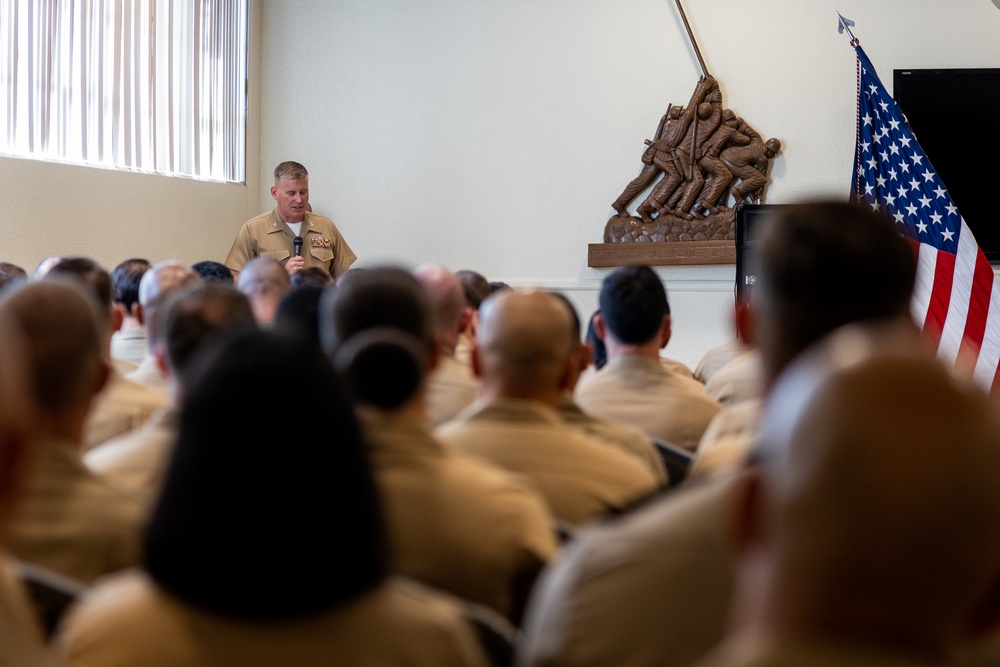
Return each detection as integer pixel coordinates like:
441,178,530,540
588,240,735,267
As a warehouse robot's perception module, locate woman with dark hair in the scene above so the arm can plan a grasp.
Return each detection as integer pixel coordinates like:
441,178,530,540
319,267,557,624
54,329,488,666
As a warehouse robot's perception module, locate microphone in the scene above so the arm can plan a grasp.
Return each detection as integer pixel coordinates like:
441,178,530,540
293,236,303,257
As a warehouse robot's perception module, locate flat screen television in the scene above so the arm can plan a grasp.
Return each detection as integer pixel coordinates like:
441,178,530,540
893,68,1000,263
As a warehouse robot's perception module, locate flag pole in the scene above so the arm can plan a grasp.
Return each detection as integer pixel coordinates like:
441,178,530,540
674,0,710,77
836,11,859,47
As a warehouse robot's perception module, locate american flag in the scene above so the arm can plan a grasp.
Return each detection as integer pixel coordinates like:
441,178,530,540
850,44,1000,395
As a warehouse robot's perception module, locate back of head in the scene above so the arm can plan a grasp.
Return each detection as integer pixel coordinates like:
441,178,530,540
476,289,575,399
145,328,385,619
751,322,1000,656
111,258,151,314
0,281,104,419
190,260,235,285
412,264,466,348
320,267,434,409
456,269,491,311
598,265,669,345
290,267,332,290
137,261,201,345
236,258,291,324
753,200,915,385
275,284,324,349
159,284,257,384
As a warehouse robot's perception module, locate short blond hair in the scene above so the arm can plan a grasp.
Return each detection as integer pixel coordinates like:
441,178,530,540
273,161,308,183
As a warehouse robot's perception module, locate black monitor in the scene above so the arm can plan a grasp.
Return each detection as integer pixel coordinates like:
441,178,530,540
893,68,1000,263
735,204,785,302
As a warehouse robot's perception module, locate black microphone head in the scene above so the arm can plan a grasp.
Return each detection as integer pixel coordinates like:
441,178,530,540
293,236,303,257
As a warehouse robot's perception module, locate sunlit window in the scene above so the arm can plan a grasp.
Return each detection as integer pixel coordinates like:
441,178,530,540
0,0,248,183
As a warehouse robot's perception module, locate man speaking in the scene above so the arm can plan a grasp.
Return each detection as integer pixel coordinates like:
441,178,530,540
225,161,357,280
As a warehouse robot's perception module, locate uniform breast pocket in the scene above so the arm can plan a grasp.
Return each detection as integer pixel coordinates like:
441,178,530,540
309,247,334,269
262,248,291,263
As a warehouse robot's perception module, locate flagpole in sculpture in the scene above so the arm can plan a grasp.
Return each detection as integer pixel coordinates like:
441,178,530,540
840,12,1000,395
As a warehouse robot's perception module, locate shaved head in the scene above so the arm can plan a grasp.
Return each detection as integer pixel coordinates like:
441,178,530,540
412,264,466,351
474,289,575,402
743,322,1000,658
237,257,292,324
138,261,200,347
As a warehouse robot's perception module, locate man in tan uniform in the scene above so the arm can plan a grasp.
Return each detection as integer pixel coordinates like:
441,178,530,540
436,289,660,526
226,161,356,280
694,322,1000,667
87,284,257,509
321,267,557,621
517,201,921,667
2,281,143,584
412,264,480,426
46,258,168,452
575,265,721,451
0,309,50,667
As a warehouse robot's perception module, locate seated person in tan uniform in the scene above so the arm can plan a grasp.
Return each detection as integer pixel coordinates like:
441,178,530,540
124,261,200,393
0,312,50,667
225,160,357,281
412,264,480,426
1,281,144,584
236,257,292,325
575,265,721,451
436,289,660,526
46,258,169,452
87,284,257,508
320,267,557,623
516,201,920,667
55,329,490,667
550,292,667,486
108,258,151,367
694,322,1000,667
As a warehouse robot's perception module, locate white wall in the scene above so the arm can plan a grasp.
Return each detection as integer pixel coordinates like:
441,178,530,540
257,0,1000,367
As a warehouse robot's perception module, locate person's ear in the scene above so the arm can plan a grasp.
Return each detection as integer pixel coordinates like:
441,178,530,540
594,313,607,342
578,342,593,373
270,184,278,201
659,315,672,349
154,346,169,380
458,307,473,335
134,303,146,326
471,342,483,379
110,305,124,335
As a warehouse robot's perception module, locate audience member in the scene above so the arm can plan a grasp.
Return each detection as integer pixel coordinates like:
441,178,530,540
575,265,721,451
321,267,557,622
1,281,143,584
86,284,257,507
236,256,292,325
0,262,28,294
274,283,324,350
412,264,480,426
584,310,606,370
454,269,491,366
56,329,489,666
190,260,234,285
702,350,763,406
694,337,749,384
46,258,169,452
437,289,659,525
225,161,357,280
33,255,64,281
0,311,49,666
552,293,667,486
693,322,1000,666
109,258,151,367
516,200,919,667
125,261,200,393
290,266,333,289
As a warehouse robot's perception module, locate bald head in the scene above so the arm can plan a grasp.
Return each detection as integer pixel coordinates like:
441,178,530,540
412,264,467,352
742,323,1000,658
237,257,292,324
0,281,106,435
474,289,575,403
0,312,35,537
